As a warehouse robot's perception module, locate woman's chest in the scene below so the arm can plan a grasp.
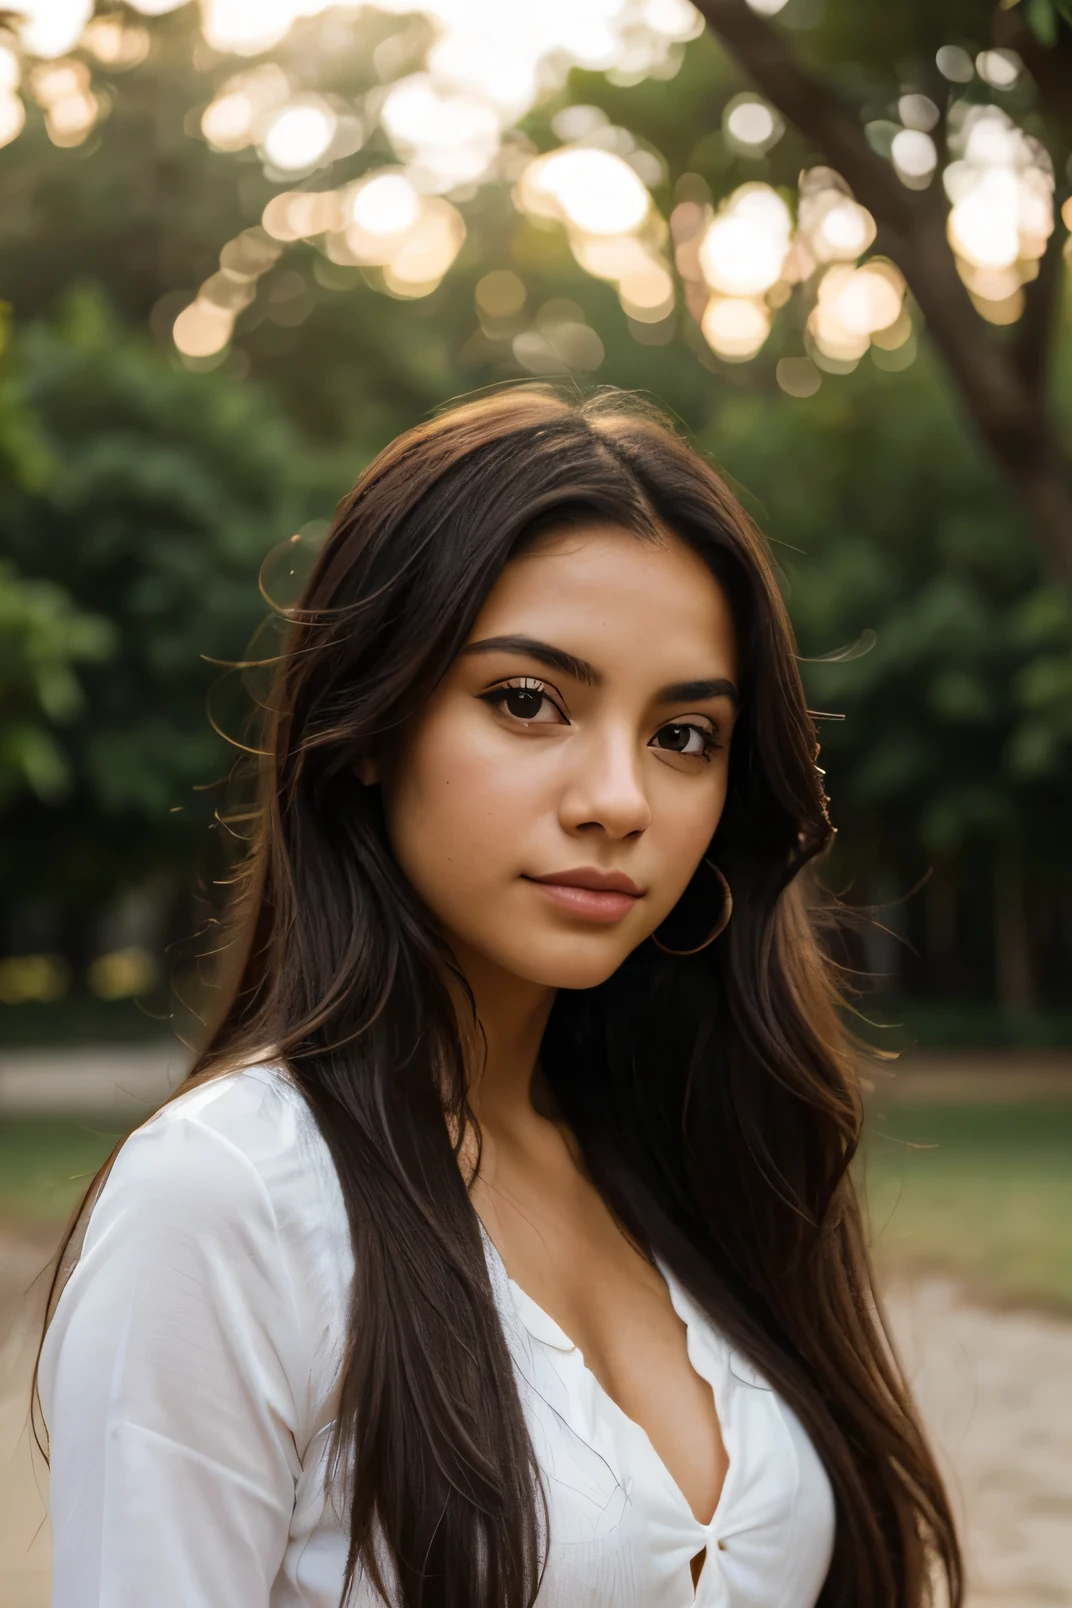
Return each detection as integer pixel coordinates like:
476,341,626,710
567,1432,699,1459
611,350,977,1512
286,1331,833,1608
472,1170,728,1525
285,1238,834,1608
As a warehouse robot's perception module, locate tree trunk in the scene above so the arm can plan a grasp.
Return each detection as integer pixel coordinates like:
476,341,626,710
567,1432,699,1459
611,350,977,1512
993,841,1033,1015
693,0,1072,584
923,863,959,995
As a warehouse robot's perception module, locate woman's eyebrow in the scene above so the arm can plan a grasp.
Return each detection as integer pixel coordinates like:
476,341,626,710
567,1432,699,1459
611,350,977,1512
656,677,739,708
460,635,739,707
460,634,602,686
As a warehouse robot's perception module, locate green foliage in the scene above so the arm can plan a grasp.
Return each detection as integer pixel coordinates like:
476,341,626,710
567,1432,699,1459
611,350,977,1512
699,349,1072,883
0,1,1069,1022
0,561,114,806
0,287,350,914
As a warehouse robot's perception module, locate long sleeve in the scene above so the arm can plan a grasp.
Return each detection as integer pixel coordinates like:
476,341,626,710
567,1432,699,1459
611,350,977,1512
38,1099,309,1608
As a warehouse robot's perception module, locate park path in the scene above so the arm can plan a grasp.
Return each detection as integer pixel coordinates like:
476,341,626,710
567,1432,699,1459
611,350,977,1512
2,1241,1071,1607
885,1276,1072,1607
0,1231,52,1608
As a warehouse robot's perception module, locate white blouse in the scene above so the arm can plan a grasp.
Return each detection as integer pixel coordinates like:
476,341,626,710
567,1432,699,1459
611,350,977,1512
39,1063,835,1608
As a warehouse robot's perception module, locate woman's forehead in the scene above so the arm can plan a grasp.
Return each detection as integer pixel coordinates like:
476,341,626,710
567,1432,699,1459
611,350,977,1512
466,524,739,686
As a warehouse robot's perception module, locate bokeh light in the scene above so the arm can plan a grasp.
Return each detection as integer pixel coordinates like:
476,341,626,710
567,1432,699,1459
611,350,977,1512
8,0,92,59
476,269,527,321
46,88,99,146
29,57,100,146
261,100,337,172
0,43,19,93
819,262,905,337
776,356,821,397
701,296,770,361
173,297,234,358
0,953,70,1005
513,299,606,373
975,49,1020,90
201,66,290,153
698,184,792,297
898,94,939,133
3,0,1050,364
382,198,466,293
892,129,937,184
0,90,25,149
944,104,1053,321
87,946,159,1001
380,75,501,191
619,262,675,322
798,170,878,262
521,146,651,236
263,190,340,242
350,172,422,236
82,16,152,67
723,94,783,156
200,0,297,56
936,44,974,83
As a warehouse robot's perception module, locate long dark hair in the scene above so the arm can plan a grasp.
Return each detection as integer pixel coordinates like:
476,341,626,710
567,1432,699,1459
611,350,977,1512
40,387,960,1608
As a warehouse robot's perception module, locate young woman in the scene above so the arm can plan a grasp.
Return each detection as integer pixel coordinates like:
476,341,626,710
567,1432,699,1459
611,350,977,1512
38,388,960,1608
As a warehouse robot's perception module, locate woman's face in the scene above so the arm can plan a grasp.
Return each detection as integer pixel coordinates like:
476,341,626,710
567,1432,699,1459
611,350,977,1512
371,523,740,992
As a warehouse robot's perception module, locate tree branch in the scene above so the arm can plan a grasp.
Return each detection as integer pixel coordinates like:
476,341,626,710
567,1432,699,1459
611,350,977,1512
1014,205,1067,398
993,5,1072,153
692,0,1072,583
690,0,916,233
992,4,1070,400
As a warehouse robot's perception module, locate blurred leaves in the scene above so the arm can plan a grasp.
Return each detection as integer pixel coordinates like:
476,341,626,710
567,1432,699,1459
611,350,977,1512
0,560,114,805
0,285,350,908
702,344,1072,874
0,0,1070,1009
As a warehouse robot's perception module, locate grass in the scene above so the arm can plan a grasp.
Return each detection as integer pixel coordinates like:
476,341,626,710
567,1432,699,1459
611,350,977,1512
0,1117,124,1228
859,1099,1072,1310
2,1099,1071,1310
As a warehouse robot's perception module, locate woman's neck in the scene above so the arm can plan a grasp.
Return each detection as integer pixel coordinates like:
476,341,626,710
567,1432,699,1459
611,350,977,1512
446,936,556,1134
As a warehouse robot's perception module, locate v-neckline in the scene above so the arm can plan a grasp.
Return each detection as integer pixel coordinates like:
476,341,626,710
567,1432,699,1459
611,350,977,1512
478,1224,734,1548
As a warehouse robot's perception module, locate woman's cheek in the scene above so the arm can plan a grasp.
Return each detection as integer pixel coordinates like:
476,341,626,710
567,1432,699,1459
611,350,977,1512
385,717,530,900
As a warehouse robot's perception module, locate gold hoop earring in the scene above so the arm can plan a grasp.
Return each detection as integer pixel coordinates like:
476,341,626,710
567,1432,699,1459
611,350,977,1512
651,860,733,956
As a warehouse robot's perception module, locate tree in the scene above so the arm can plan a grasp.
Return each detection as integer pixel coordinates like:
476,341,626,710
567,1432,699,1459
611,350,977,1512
0,312,114,807
3,2,1068,571
1,3,1070,1026
704,343,1072,1010
0,562,114,807
693,0,1072,581
0,287,350,960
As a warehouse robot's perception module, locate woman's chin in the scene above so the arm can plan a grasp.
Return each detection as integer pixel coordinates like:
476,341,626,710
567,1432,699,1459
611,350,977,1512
501,935,643,992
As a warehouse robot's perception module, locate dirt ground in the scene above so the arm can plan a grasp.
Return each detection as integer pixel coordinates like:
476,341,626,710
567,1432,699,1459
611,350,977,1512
2,1228,1071,1608
0,1231,52,1608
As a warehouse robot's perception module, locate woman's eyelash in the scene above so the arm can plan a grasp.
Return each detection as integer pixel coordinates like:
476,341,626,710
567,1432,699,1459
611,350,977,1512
689,725,724,756
480,677,564,719
481,682,723,759
655,722,723,761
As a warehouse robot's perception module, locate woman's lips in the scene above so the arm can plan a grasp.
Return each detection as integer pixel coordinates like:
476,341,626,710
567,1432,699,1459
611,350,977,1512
522,873,642,924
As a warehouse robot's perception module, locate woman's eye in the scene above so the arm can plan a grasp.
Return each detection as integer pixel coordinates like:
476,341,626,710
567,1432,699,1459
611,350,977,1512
483,680,564,724
651,722,721,759
502,687,548,720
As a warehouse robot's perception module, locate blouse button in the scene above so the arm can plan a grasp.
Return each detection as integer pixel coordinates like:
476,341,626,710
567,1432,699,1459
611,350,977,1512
717,1539,727,1551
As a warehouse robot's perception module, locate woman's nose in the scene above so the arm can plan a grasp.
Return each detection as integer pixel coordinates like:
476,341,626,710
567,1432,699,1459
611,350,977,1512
557,724,652,839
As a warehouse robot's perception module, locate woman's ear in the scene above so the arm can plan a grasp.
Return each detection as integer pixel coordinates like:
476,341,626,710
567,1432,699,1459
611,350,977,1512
357,753,379,787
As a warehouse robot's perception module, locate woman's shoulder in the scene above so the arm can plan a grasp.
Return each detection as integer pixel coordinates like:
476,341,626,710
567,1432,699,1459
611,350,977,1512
82,1059,352,1316
41,1059,352,1452
107,1059,345,1233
